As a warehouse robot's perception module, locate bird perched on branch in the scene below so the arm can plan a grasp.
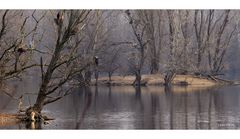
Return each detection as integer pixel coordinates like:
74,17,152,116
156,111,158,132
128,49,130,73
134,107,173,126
54,11,64,26
125,10,131,16
94,56,99,66
129,19,133,24
17,47,27,55
29,40,35,49
70,26,79,35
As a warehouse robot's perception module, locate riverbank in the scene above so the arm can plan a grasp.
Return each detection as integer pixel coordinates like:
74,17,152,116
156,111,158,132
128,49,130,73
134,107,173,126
0,114,21,127
93,74,229,87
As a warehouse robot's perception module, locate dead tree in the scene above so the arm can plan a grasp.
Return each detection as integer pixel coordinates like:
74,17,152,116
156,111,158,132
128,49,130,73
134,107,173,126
194,10,207,70
0,10,45,84
101,46,121,82
207,10,236,75
178,10,193,73
164,10,179,86
193,10,235,75
78,11,116,86
125,10,149,86
135,10,163,74
23,10,92,121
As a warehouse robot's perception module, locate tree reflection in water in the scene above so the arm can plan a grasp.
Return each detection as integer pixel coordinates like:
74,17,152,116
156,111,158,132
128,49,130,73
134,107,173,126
25,121,42,129
75,87,92,129
2,85,240,129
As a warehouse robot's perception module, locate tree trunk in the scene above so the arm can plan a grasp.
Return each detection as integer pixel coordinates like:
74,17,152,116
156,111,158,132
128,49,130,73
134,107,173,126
197,52,202,69
150,57,159,74
108,72,112,82
164,71,175,87
25,89,47,122
85,70,92,85
134,69,141,86
25,30,63,121
94,68,98,86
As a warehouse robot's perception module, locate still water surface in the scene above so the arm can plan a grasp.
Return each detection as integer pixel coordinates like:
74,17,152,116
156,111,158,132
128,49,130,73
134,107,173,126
1,85,240,129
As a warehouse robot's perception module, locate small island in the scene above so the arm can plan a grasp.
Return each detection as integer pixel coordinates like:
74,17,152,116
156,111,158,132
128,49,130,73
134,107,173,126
94,74,239,87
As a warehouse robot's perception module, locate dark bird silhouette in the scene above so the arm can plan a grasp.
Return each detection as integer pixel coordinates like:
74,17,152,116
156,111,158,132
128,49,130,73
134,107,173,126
54,18,59,25
17,48,27,54
54,12,64,26
125,10,131,16
70,27,79,35
57,12,60,19
19,95,23,99
129,19,133,24
60,15,64,22
94,56,99,66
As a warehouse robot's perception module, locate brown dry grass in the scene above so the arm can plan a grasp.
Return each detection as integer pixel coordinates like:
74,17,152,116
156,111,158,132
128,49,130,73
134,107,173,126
95,74,217,87
0,114,20,127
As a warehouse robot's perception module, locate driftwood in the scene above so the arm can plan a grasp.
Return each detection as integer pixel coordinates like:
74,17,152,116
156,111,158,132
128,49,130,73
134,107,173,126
211,76,240,85
194,72,240,85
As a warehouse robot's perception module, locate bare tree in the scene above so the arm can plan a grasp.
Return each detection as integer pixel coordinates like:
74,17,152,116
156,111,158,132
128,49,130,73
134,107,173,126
178,10,194,73
126,10,164,74
0,10,45,84
193,10,236,75
0,10,47,109
194,10,207,70
125,10,149,86
22,10,92,121
164,10,179,86
76,10,118,86
136,10,162,74
101,46,121,82
207,10,236,75
0,10,239,123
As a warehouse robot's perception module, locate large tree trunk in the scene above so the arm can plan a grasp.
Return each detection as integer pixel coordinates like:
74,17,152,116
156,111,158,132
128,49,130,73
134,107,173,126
108,72,112,82
25,83,50,121
25,28,63,121
197,52,202,69
133,69,141,86
85,70,92,85
94,68,98,86
164,71,176,87
150,57,159,74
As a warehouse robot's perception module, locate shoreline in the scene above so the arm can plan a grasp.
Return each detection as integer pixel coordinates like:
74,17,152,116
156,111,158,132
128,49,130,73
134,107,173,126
92,74,232,87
